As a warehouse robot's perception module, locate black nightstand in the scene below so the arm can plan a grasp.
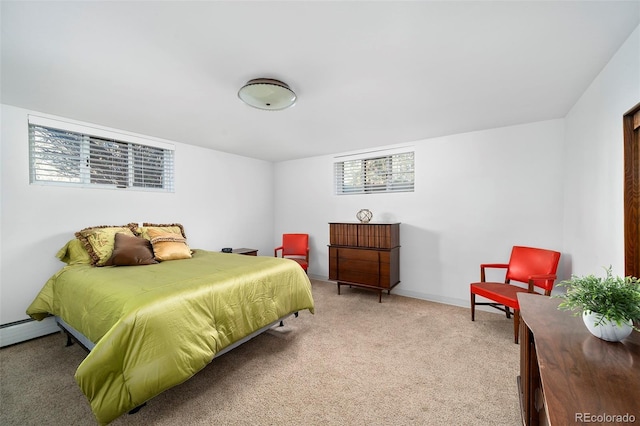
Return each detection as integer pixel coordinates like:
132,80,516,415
230,248,258,256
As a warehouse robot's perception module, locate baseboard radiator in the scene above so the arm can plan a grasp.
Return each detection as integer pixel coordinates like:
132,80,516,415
0,317,59,347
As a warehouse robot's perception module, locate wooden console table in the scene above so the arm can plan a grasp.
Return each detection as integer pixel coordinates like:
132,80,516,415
517,293,640,425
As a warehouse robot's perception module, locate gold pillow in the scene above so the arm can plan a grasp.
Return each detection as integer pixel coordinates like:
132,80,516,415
147,228,192,261
75,225,136,266
56,238,92,265
131,223,187,240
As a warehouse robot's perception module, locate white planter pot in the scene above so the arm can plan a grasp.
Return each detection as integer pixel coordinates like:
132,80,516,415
582,311,633,342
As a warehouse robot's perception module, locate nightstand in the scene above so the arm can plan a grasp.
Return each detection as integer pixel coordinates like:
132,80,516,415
231,248,258,256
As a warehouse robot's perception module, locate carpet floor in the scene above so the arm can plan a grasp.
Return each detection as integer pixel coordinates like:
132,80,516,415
0,279,521,425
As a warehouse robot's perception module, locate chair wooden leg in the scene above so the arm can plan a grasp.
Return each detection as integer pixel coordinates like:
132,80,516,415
470,292,476,321
513,309,520,344
505,306,511,319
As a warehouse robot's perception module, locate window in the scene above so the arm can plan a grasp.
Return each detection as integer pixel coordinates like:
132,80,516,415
28,116,174,192
334,151,414,195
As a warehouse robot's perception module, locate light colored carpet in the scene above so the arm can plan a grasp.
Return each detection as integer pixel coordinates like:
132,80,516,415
0,280,521,425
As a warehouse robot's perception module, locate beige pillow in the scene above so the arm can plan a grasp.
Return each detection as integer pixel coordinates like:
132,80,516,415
148,228,192,261
131,223,187,240
75,225,136,266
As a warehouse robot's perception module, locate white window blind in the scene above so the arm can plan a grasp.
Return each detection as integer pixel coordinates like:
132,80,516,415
29,119,174,192
334,151,414,195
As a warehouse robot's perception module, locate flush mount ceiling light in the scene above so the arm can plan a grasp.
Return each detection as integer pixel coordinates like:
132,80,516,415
238,78,297,111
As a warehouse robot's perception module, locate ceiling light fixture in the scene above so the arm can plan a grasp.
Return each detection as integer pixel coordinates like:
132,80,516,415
238,78,297,111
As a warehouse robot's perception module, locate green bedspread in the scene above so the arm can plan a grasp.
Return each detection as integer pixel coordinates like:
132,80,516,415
26,250,315,424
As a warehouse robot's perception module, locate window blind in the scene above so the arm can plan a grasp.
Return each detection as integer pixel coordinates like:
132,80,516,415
334,151,414,195
29,122,174,192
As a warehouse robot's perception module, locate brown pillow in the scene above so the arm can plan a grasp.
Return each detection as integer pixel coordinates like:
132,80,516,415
147,228,192,261
104,233,158,266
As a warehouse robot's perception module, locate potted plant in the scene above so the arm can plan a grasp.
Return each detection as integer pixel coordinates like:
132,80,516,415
556,266,640,342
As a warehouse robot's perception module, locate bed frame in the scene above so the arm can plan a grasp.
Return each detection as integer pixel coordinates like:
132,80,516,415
56,313,298,355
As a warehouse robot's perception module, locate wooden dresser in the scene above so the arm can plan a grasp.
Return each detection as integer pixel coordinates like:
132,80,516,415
328,222,400,302
517,293,640,425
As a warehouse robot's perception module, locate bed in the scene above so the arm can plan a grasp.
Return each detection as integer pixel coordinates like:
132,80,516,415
26,224,315,425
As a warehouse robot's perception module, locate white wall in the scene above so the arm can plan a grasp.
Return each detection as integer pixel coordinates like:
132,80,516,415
0,104,275,324
563,25,640,277
3,24,637,329
274,119,565,306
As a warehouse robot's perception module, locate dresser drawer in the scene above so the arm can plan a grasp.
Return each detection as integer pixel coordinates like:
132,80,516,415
330,247,381,286
339,269,380,286
336,247,379,262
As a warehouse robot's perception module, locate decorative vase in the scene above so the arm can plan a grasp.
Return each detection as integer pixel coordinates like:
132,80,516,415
582,311,633,342
356,209,373,224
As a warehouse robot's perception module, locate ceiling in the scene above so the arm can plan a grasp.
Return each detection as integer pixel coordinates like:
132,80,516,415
2,1,639,162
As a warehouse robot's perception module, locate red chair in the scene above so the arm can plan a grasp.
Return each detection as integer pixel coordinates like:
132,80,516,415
470,246,560,344
274,234,309,273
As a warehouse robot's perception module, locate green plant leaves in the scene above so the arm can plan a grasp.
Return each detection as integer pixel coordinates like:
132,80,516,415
555,266,640,331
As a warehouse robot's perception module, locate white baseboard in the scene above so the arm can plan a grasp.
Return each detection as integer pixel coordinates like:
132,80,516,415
393,288,469,308
0,317,60,347
309,276,500,314
307,273,329,282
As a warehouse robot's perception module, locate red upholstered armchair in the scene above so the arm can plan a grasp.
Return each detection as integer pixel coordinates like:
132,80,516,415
470,246,560,344
274,233,309,273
